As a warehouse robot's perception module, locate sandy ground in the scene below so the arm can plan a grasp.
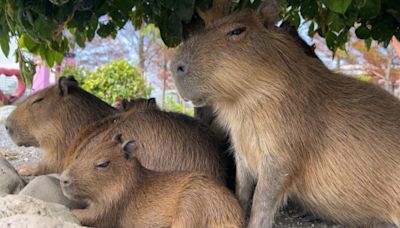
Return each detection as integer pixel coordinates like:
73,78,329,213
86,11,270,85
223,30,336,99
0,123,41,168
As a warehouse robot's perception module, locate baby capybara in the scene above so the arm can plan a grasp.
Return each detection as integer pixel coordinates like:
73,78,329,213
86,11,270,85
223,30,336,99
5,76,115,175
64,98,230,185
172,0,400,227
61,134,243,228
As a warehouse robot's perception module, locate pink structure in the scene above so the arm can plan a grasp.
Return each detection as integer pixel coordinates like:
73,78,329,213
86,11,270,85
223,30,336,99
0,67,26,105
31,65,50,94
31,57,50,94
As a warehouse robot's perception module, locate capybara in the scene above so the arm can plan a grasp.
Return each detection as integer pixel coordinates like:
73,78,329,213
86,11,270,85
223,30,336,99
63,98,229,185
61,134,244,228
5,76,116,175
172,0,400,227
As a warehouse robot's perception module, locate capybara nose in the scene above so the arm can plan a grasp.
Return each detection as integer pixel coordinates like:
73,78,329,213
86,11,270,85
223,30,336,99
4,119,12,134
60,177,72,187
174,62,187,77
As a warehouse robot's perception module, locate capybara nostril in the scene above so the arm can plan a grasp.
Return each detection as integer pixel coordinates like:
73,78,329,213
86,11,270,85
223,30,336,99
4,120,12,134
175,62,187,77
61,178,72,187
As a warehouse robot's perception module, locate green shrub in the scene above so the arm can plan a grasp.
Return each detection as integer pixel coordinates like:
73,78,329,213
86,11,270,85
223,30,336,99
356,74,372,82
61,60,152,104
59,65,91,85
164,95,194,116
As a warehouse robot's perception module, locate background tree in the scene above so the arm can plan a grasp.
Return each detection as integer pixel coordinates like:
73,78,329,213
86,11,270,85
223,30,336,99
1,0,399,83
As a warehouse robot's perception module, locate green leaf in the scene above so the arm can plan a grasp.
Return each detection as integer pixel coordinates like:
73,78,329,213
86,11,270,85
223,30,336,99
308,22,316,37
33,14,57,40
327,11,345,32
75,31,86,48
97,22,116,37
19,33,39,52
371,16,394,42
176,0,195,22
45,49,55,67
289,12,301,28
162,0,178,10
364,38,372,50
322,0,352,14
355,25,370,39
359,0,381,20
353,0,367,9
0,25,10,56
159,13,182,47
325,31,337,51
300,0,317,19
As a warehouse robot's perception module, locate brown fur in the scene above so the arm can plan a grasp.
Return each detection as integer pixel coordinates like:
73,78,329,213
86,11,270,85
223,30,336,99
5,76,116,175
172,1,400,227
118,97,159,113
61,134,244,228
64,102,228,184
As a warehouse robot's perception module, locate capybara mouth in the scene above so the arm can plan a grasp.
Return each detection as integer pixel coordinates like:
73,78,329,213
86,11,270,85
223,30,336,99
61,186,88,203
16,140,40,147
61,187,78,201
191,98,206,107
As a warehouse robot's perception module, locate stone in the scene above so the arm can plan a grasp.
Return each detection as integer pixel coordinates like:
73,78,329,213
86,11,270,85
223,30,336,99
0,215,85,228
0,194,79,224
19,174,83,209
0,106,15,125
0,158,25,194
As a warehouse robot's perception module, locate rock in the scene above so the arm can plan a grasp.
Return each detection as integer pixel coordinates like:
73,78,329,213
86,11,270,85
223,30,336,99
0,106,15,125
0,215,85,228
0,158,25,194
19,174,83,209
0,194,80,224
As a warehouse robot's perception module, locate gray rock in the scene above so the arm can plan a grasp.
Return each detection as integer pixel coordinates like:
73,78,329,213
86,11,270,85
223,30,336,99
0,106,15,125
0,158,25,194
19,174,83,209
0,215,85,228
0,194,79,224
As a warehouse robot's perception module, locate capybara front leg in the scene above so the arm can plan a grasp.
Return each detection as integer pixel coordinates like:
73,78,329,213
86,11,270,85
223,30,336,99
247,159,286,228
235,155,255,219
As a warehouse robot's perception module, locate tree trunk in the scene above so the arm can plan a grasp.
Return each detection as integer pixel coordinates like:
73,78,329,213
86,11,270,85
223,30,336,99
161,58,168,109
138,30,145,75
384,53,393,93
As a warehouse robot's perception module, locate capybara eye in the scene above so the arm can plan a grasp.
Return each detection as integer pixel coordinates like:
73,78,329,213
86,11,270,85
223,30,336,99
227,27,246,36
31,97,44,105
96,161,111,169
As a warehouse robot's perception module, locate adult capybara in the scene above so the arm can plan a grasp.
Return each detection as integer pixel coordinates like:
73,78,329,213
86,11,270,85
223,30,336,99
172,0,400,227
61,134,243,228
64,99,229,185
5,76,116,175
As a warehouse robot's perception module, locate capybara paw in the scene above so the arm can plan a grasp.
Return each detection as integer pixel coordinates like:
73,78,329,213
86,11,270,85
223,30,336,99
17,164,39,176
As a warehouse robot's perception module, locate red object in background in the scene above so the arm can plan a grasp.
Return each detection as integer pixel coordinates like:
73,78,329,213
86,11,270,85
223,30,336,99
0,67,26,105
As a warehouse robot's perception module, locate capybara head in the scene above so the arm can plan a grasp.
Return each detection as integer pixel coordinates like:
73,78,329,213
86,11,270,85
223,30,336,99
5,76,115,148
119,97,158,113
172,0,306,106
60,134,140,204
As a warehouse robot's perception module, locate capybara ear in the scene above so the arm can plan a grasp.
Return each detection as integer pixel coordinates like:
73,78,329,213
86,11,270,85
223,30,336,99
58,75,78,96
121,99,129,110
66,75,78,83
122,140,137,160
148,98,156,106
112,133,123,144
256,0,280,28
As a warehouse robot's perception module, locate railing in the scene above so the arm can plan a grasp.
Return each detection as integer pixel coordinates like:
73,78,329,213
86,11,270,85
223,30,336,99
0,68,26,105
